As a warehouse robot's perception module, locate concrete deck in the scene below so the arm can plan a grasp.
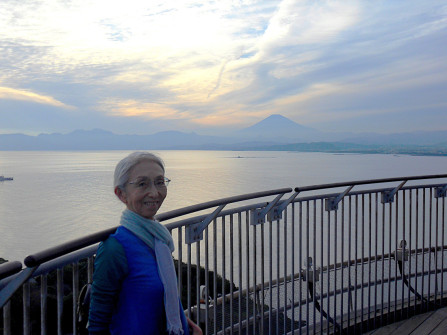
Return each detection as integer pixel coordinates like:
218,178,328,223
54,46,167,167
365,307,447,335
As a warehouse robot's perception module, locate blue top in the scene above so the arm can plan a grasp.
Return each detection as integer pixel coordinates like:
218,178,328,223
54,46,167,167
88,226,190,335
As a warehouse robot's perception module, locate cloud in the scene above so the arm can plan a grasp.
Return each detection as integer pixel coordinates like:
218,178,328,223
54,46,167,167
191,112,250,127
0,0,446,134
0,86,75,109
99,98,185,119
259,0,359,50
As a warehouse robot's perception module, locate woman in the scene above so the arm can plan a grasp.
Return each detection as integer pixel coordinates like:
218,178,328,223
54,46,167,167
88,152,202,335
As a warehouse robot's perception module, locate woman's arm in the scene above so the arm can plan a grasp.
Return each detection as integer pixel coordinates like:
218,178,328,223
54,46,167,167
88,237,128,334
187,317,203,335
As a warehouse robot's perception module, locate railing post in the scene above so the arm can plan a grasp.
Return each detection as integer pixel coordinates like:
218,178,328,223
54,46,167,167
23,282,30,335
73,263,79,335
267,191,300,221
88,257,94,283
325,186,354,211
57,269,63,335
255,288,262,333
41,275,47,335
435,185,447,198
3,300,12,335
251,193,286,225
381,180,407,203
186,204,226,244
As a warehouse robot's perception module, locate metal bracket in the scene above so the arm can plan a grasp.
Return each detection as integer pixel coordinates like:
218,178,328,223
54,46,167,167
250,193,286,225
435,185,447,198
0,267,36,308
396,239,409,261
325,185,354,211
186,204,226,244
303,257,320,283
267,191,300,221
381,180,407,204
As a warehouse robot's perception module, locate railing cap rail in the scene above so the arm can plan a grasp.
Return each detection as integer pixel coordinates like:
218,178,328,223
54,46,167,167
0,261,22,280
24,187,292,268
158,187,292,221
24,228,116,268
294,174,447,192
23,174,447,268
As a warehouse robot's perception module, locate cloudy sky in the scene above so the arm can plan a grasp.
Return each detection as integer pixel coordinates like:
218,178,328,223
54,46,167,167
0,0,446,136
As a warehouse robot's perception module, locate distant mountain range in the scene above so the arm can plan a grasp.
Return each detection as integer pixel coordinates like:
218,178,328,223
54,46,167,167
233,114,323,141
1,114,446,155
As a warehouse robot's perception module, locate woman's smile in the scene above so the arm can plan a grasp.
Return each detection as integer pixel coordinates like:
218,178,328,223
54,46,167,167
117,160,167,220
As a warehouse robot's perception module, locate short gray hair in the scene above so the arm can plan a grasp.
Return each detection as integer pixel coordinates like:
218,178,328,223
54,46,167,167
114,152,165,191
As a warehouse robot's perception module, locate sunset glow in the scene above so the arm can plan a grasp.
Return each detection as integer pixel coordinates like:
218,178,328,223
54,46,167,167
0,0,446,134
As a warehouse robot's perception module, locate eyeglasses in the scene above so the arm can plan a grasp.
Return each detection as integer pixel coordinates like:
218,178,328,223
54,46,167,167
128,177,171,191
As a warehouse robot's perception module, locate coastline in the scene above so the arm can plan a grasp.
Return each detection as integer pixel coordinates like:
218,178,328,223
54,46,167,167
1,145,446,156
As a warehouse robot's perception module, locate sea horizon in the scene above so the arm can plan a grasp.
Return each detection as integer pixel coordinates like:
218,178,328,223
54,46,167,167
1,150,447,262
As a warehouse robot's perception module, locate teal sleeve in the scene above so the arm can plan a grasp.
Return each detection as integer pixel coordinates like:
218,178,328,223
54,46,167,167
88,237,128,334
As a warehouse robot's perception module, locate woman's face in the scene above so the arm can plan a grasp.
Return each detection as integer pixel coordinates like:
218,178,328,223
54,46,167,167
115,160,167,220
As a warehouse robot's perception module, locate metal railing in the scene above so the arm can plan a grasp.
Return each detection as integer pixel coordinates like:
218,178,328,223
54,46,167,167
1,174,447,334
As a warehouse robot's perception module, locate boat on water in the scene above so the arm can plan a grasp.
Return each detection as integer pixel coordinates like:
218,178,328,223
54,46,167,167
0,175,13,181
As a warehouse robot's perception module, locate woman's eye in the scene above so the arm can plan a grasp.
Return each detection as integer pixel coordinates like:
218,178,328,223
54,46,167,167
138,181,148,188
155,180,165,186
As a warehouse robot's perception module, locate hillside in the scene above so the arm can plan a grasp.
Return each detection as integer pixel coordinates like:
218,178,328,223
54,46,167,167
1,114,446,154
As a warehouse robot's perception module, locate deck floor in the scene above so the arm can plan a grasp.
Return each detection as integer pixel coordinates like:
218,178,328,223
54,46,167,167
365,306,447,335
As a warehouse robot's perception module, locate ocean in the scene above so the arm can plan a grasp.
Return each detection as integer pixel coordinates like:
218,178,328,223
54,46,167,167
1,150,446,262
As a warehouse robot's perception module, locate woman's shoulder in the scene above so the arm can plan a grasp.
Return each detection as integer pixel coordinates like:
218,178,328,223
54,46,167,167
112,226,150,249
101,226,136,249
96,226,144,265
95,235,128,276
100,232,124,252
96,233,127,264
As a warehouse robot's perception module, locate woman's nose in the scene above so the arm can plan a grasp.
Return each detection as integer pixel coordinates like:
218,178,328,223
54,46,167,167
145,182,158,195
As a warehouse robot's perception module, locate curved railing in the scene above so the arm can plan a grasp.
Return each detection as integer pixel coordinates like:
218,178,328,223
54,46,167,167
0,262,22,281
1,175,447,335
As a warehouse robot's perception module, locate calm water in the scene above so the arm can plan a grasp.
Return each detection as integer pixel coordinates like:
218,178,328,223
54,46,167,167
1,150,446,261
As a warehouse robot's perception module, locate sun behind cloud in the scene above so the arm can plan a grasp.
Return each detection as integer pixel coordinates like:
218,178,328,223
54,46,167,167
100,98,185,119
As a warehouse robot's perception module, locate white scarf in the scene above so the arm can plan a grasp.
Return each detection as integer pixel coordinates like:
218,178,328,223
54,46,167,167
120,209,184,334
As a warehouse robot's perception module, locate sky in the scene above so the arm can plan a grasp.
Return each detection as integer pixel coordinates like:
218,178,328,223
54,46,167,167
0,0,446,136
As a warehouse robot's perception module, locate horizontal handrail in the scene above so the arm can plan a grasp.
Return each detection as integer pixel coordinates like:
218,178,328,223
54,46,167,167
166,182,447,230
24,228,116,267
24,188,292,267
21,175,447,267
0,261,22,280
294,173,447,192
292,182,447,204
1,246,98,291
158,187,292,221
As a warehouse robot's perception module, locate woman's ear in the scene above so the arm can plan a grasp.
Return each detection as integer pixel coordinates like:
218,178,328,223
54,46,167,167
115,187,128,204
